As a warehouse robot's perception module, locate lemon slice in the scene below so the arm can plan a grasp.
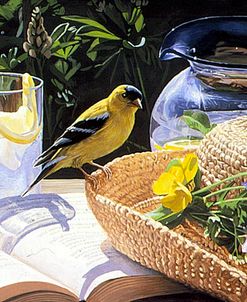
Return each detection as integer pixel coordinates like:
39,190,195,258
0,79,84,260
155,139,202,151
0,73,41,144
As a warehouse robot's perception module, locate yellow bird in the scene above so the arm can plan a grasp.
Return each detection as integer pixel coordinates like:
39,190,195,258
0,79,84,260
22,84,142,195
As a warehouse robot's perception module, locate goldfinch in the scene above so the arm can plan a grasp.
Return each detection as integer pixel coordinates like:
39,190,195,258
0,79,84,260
22,84,142,195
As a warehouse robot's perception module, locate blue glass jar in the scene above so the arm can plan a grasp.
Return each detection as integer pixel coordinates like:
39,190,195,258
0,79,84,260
150,16,247,150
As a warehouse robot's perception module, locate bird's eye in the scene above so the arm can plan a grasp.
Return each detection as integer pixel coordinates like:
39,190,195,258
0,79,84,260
122,92,127,98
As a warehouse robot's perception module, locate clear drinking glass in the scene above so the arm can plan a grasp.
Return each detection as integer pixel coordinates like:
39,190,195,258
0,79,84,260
0,72,43,198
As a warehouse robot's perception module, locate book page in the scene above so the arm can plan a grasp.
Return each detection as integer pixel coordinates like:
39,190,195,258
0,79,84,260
0,250,77,302
0,193,167,301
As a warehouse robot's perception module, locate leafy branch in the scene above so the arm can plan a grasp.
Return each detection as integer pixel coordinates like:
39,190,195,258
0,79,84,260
62,0,162,116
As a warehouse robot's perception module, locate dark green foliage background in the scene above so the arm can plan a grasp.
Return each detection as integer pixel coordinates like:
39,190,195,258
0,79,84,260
1,0,247,178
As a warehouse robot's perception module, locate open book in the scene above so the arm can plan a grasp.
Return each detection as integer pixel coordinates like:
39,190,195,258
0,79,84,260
0,192,192,302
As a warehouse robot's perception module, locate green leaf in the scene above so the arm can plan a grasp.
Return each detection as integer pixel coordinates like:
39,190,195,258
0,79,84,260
146,205,171,221
39,0,65,16
86,38,100,61
103,2,127,35
110,49,122,84
80,31,121,40
94,48,123,78
146,204,184,229
51,78,64,91
135,13,144,32
216,180,235,202
64,43,80,60
0,47,25,70
7,47,17,61
205,219,221,240
55,60,69,75
17,52,28,62
122,12,129,22
51,23,70,42
208,215,221,223
181,110,215,135
62,16,113,34
184,196,209,226
0,0,22,21
47,0,65,15
129,7,138,24
52,41,80,59
51,40,80,52
87,40,119,52
194,169,202,191
238,208,247,225
16,20,23,37
159,211,184,229
165,158,182,172
65,62,81,81
0,60,8,70
76,25,99,35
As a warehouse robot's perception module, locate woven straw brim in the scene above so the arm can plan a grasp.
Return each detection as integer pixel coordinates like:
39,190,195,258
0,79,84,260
85,151,247,302
198,116,247,192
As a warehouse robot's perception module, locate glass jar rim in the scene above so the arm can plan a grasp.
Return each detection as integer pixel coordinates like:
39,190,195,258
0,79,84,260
160,15,247,69
0,72,43,94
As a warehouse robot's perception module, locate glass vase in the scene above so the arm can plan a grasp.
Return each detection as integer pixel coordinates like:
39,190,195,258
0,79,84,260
150,16,247,150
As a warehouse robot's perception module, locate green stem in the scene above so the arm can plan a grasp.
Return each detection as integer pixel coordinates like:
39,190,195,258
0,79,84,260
189,212,210,216
214,197,247,206
41,57,46,71
36,58,44,79
203,185,246,200
189,213,208,225
220,225,236,238
157,211,179,222
29,58,36,75
233,223,240,257
133,49,149,115
193,172,247,195
209,214,237,237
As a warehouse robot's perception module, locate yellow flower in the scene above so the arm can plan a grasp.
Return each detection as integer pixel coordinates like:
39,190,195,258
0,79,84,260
152,153,198,213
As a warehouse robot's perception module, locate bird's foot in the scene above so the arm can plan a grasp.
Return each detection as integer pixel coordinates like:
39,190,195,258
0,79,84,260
90,161,112,180
79,167,99,190
86,174,99,190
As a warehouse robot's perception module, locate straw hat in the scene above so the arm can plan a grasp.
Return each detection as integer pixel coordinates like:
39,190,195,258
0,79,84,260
197,116,247,197
85,146,247,302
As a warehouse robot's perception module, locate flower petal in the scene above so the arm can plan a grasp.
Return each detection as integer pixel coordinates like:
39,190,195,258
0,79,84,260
182,153,198,184
169,165,185,183
152,172,177,195
161,182,192,213
176,184,192,204
161,194,180,211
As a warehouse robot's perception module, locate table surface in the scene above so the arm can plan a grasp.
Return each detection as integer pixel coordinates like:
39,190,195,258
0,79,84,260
41,179,223,302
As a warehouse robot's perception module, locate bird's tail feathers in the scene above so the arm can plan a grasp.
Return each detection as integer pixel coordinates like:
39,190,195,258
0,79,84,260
22,155,66,197
33,148,58,167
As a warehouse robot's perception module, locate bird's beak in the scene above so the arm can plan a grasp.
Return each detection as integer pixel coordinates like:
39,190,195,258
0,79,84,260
132,98,142,109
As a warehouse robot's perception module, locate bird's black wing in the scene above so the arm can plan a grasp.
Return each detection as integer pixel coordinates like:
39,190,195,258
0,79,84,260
34,112,110,167
54,112,110,148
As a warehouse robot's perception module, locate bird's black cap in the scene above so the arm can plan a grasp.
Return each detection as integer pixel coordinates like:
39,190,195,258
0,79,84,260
124,85,142,101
